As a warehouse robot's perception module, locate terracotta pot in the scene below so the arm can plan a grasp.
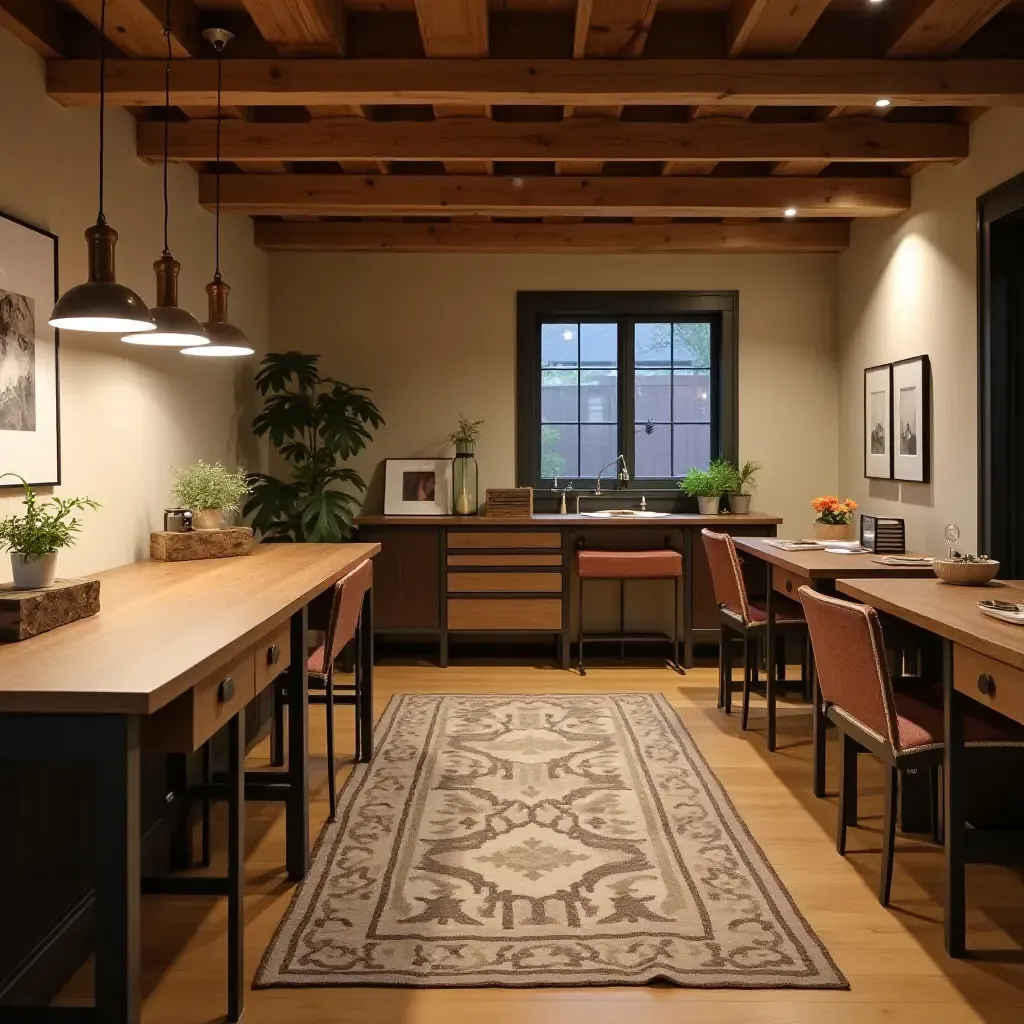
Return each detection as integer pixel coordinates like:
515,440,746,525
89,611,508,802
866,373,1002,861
697,495,721,515
194,508,225,531
814,521,854,542
728,494,751,515
11,551,57,590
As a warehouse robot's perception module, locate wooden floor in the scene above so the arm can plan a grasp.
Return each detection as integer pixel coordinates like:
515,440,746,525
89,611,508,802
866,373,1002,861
62,659,1024,1022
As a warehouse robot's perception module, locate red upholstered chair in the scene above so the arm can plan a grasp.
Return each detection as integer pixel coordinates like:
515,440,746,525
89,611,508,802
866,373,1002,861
799,586,1024,906
575,546,683,675
701,529,809,746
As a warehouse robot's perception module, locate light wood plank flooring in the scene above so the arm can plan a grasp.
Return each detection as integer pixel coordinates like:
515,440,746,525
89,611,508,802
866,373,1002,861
62,661,1024,1022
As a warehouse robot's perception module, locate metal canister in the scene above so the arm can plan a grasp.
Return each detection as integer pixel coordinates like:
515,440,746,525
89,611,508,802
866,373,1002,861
163,508,193,533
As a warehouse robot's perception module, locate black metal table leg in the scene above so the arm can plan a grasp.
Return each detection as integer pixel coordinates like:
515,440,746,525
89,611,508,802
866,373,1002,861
764,560,777,751
226,712,245,1023
358,584,375,762
286,605,310,881
682,528,694,669
942,637,966,956
810,579,827,797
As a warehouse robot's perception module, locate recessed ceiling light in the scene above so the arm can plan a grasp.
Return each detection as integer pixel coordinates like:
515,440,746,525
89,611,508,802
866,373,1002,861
875,98,892,108
868,0,885,5
784,208,797,218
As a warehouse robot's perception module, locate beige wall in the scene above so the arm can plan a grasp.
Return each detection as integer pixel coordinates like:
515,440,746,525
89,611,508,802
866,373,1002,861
838,107,1024,556
0,26,268,578
269,252,838,531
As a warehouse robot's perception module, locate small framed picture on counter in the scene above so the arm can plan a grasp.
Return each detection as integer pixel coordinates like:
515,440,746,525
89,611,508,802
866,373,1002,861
863,363,892,480
384,458,452,516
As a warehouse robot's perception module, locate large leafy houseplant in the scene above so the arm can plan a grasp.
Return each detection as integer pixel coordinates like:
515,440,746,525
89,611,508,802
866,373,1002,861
244,352,384,542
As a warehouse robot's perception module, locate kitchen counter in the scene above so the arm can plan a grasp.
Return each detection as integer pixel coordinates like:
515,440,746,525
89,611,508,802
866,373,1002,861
356,511,782,526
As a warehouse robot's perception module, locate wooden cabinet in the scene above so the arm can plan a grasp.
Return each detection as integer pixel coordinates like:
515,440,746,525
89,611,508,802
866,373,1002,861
358,527,440,630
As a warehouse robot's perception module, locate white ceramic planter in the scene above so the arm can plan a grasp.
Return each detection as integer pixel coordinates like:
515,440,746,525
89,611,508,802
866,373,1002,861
11,551,57,590
194,508,225,531
728,494,752,515
697,495,721,515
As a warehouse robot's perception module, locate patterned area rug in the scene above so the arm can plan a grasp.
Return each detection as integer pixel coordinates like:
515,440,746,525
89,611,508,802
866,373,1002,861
256,693,847,989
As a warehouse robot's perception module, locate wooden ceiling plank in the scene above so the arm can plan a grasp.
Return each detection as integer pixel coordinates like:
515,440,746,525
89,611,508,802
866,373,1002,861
0,0,66,58
253,218,850,253
241,0,344,56
772,159,830,175
63,0,199,58
200,172,910,218
666,104,756,176
728,0,831,57
887,0,1012,57
48,58,1024,109
140,118,969,163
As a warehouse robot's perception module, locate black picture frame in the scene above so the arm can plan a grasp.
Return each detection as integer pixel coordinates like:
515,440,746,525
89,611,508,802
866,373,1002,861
863,362,893,480
0,209,61,488
891,354,930,483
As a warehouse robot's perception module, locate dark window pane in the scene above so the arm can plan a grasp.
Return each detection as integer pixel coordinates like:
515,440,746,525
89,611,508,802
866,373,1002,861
541,424,578,478
541,369,578,423
635,423,672,478
635,368,671,423
673,424,712,477
635,322,672,367
579,322,617,367
580,368,617,423
580,424,618,478
673,322,711,367
673,369,711,423
541,323,578,367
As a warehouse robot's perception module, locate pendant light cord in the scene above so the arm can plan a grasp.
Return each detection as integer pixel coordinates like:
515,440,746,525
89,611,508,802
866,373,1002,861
214,41,223,280
98,0,107,224
162,0,172,256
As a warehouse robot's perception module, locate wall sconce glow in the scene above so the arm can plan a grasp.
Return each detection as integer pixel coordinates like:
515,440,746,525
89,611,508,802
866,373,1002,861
868,0,885,4
784,208,798,218
875,98,892,108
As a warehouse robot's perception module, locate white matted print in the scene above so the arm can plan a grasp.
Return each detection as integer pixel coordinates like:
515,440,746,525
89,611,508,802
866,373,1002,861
0,212,59,486
384,459,452,516
863,363,892,480
892,355,930,483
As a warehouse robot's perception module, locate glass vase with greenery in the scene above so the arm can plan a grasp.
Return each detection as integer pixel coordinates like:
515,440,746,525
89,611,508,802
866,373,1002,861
449,414,483,455
244,351,384,542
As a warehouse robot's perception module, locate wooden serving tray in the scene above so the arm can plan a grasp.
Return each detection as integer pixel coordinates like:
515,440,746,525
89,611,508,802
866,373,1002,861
0,578,101,642
150,527,254,562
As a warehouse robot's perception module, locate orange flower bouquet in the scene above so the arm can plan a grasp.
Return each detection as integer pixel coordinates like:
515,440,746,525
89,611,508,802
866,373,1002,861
811,495,858,526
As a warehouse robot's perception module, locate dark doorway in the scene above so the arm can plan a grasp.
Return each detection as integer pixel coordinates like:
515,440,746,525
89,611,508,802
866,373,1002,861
978,173,1024,576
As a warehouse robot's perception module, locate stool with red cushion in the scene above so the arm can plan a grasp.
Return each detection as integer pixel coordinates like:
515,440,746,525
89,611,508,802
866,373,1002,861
575,546,683,676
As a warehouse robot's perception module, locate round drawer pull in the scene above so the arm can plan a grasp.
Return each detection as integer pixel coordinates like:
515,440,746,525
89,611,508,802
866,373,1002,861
267,644,281,666
217,676,236,703
977,673,996,698
785,579,793,593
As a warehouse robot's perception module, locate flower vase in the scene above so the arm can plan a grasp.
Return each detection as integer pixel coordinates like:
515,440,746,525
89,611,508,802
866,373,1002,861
452,445,479,516
194,508,225,531
814,522,854,542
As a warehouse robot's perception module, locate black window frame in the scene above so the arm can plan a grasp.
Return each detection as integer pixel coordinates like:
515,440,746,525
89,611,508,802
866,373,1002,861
516,291,738,491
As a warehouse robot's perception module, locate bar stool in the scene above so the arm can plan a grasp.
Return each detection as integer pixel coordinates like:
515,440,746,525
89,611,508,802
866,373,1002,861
575,544,684,675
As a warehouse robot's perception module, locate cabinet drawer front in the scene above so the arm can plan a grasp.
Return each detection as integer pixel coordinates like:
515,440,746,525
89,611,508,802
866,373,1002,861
773,565,812,599
448,573,562,594
953,645,1024,726
192,652,256,750
448,532,561,550
448,598,562,631
254,622,291,696
448,553,563,567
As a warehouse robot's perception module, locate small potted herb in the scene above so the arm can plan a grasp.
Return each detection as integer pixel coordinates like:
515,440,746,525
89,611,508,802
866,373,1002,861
811,495,858,541
0,475,99,589
171,460,250,531
449,414,484,456
679,460,732,515
727,459,762,515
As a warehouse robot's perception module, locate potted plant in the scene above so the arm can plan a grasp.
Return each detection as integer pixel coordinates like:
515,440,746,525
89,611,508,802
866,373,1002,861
449,414,483,456
679,460,732,515
0,475,99,589
172,460,250,531
811,495,859,541
245,352,384,541
727,459,762,515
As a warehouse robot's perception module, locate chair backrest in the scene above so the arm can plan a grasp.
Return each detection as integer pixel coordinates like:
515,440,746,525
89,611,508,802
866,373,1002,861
701,529,750,621
799,586,899,750
317,559,373,673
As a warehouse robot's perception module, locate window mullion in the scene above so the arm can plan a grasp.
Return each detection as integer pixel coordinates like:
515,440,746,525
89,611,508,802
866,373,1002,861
620,317,635,482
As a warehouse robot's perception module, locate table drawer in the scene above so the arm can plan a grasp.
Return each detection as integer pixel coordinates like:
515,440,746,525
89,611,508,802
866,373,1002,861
448,598,562,631
254,621,291,696
448,531,561,550
773,565,812,599
448,572,562,594
953,645,1024,726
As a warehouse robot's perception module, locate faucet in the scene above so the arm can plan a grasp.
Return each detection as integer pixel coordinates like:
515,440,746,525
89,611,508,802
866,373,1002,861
575,455,630,513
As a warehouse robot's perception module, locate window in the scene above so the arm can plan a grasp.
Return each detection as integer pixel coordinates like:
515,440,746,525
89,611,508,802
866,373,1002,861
518,292,737,489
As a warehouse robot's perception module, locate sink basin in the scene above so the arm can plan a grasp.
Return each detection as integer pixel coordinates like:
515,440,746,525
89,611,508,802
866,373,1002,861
580,509,670,518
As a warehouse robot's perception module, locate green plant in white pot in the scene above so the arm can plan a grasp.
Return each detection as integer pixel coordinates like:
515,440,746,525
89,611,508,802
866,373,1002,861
679,460,733,515
727,459,761,515
172,460,249,531
0,475,99,589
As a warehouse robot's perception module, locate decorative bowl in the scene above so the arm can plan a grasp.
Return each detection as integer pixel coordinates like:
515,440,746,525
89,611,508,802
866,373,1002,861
933,559,1000,586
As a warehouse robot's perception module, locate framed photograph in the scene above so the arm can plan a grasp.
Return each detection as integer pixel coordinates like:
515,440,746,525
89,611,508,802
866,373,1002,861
892,355,930,483
0,211,60,487
863,363,892,480
384,459,452,516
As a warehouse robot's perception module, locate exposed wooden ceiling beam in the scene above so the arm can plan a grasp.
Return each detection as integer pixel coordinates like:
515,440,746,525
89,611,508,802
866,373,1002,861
200,173,910,218
728,0,831,57
253,218,850,254
887,0,1012,57
0,0,67,58
241,0,344,55
63,0,199,58
139,117,968,164
50,58,1024,108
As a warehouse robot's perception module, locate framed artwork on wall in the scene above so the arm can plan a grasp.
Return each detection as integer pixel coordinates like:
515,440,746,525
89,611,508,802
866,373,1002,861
384,458,453,516
892,355,931,483
0,211,60,487
863,363,892,480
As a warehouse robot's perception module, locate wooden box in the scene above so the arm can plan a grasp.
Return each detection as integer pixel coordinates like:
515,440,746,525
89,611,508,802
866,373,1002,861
485,487,534,518
0,578,101,642
151,527,254,562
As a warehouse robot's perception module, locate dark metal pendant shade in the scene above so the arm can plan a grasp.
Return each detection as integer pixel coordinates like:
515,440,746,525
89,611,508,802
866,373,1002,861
49,220,156,334
182,275,254,357
125,253,209,346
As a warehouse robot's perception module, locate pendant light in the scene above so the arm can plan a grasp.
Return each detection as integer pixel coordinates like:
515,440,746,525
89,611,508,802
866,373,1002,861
49,0,155,335
182,28,253,358
124,0,209,347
